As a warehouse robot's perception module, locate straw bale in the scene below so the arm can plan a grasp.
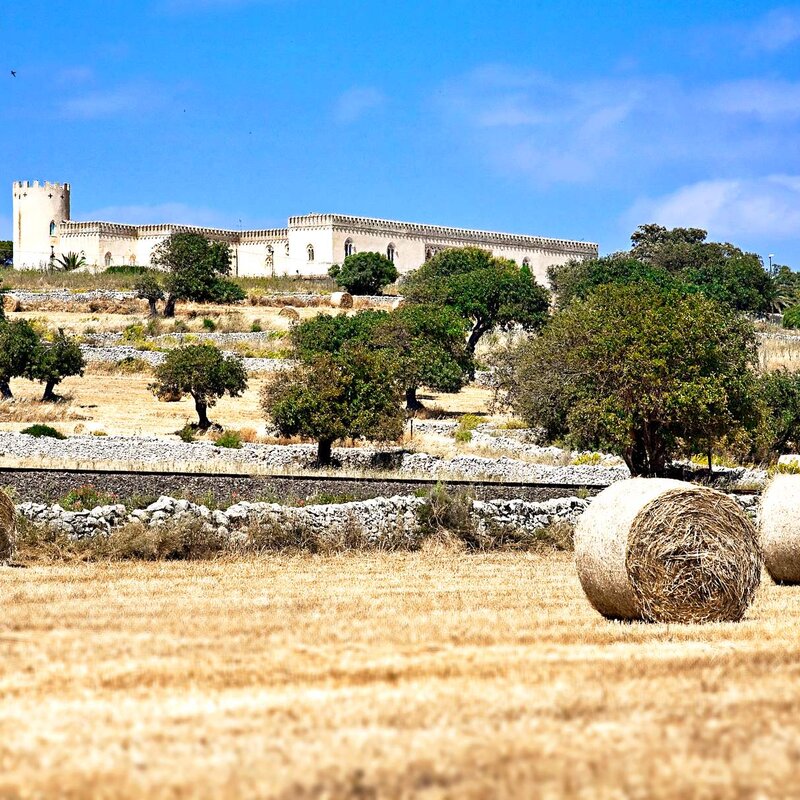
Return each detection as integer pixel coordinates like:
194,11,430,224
761,474,800,583
575,478,761,623
330,291,353,309
0,489,15,561
278,307,300,321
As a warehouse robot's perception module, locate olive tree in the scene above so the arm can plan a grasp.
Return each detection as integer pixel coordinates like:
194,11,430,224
30,331,85,402
402,247,549,355
494,283,758,477
261,345,404,466
151,232,245,317
0,320,40,399
329,252,398,295
134,273,165,317
150,343,248,429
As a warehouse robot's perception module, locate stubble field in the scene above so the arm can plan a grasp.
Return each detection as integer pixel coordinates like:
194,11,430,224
2,553,799,799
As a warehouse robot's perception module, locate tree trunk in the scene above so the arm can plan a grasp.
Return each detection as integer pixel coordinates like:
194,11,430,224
42,380,58,403
148,298,159,317
164,294,176,318
194,397,210,430
405,386,424,411
466,321,488,356
0,379,12,400
317,438,333,467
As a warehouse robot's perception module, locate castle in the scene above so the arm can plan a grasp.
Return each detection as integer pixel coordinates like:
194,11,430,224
11,181,598,283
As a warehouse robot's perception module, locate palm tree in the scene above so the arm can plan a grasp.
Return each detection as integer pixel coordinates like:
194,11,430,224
55,252,87,272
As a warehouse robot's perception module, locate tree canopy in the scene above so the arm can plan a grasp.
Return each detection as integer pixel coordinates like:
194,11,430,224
290,305,472,409
261,345,404,465
151,233,245,316
329,252,398,295
402,247,550,354
150,343,248,429
0,241,13,268
29,330,86,402
494,282,758,477
549,225,776,312
0,320,40,399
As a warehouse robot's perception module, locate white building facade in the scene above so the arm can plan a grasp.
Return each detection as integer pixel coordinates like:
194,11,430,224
12,181,598,285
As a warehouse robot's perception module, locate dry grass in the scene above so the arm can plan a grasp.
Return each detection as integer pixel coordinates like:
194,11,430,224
1,554,799,798
759,335,800,372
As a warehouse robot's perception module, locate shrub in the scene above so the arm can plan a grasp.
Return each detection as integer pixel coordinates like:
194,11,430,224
60,485,117,511
105,265,151,275
202,318,217,332
458,413,482,431
783,305,800,330
416,485,476,538
214,430,242,449
330,252,398,295
177,424,196,442
454,429,473,443
21,424,65,439
250,320,263,333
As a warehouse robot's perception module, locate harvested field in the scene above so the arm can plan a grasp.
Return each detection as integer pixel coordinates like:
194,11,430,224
1,554,798,798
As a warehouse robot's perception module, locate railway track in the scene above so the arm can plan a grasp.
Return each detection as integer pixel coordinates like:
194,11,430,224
0,463,762,505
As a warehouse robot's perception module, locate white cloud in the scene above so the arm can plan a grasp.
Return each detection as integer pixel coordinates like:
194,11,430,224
333,87,386,124
437,65,800,187
59,83,170,119
748,7,800,53
627,175,800,241
707,79,800,120
78,203,226,228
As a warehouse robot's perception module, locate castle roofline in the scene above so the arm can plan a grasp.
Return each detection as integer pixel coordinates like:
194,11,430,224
288,213,598,252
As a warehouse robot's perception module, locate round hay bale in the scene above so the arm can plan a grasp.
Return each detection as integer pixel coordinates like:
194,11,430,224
574,478,761,623
330,291,353,309
761,474,800,583
0,489,15,561
278,306,300,321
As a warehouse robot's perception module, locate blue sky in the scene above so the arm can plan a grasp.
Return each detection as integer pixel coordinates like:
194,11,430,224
2,1,800,266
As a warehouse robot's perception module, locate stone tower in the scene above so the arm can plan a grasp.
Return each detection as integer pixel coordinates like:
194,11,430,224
12,181,71,268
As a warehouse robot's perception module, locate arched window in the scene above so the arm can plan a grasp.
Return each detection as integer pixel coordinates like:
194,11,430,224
104,252,112,268
387,243,396,263
425,247,434,261
344,238,355,258
307,244,315,262
284,242,290,256
129,254,136,266
49,220,56,236
522,257,530,268
265,245,274,263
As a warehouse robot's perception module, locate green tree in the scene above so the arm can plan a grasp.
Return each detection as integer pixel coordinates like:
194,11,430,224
753,370,800,458
0,320,40,399
0,241,12,268
290,307,472,410
55,252,87,272
495,283,758,477
329,252,398,295
372,304,472,409
261,345,404,466
290,310,387,361
150,343,248,429
151,233,245,317
547,255,678,308
134,273,165,317
402,247,550,355
30,330,85,402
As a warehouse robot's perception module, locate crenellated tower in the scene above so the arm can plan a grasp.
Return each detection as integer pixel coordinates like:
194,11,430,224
12,180,71,268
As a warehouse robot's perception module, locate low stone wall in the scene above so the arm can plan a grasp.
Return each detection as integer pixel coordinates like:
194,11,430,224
15,494,590,542
0,432,628,485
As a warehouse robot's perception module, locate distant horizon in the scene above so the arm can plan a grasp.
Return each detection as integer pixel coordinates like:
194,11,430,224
2,1,799,267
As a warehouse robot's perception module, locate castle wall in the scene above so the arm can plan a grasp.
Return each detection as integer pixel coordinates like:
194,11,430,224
12,181,71,268
12,182,598,282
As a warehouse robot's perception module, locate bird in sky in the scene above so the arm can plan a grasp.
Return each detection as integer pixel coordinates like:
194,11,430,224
10,70,17,77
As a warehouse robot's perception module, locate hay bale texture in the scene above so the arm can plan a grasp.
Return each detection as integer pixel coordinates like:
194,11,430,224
760,475,800,583
330,291,353,309
0,489,15,561
574,478,762,623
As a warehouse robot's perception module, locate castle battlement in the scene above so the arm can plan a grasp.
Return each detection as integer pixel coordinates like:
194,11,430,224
13,180,70,192
289,213,597,254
